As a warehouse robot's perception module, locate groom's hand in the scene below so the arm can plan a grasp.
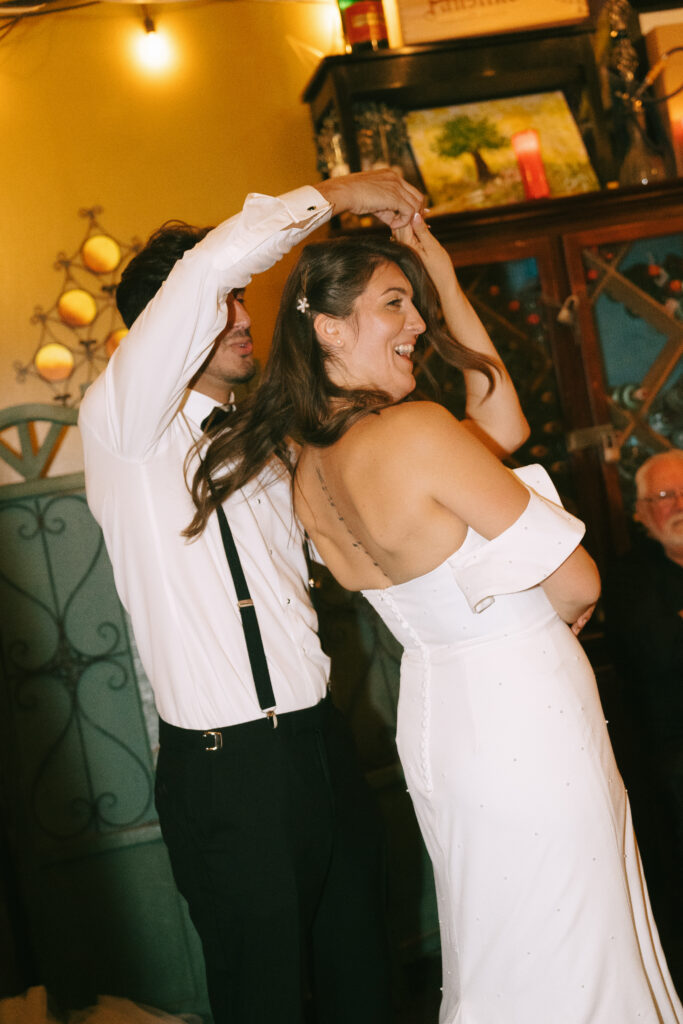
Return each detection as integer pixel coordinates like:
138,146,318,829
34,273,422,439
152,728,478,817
317,169,425,230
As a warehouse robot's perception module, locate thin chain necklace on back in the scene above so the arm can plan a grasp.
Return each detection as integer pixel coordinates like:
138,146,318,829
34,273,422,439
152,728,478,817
314,465,392,583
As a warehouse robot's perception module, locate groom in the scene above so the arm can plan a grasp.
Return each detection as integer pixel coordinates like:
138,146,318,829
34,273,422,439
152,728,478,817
79,169,425,1024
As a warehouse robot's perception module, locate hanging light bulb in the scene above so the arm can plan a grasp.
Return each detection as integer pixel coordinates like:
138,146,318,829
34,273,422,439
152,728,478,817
134,6,173,73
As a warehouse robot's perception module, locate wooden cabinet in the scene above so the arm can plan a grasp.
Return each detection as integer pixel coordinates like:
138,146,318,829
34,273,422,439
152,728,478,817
302,33,683,562
303,26,683,562
421,181,683,566
302,25,616,187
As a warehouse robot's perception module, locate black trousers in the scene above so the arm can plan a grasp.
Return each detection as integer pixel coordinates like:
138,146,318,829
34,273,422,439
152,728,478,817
155,695,393,1024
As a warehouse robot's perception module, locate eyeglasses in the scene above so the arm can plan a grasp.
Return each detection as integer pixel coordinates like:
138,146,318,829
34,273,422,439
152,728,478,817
638,489,683,510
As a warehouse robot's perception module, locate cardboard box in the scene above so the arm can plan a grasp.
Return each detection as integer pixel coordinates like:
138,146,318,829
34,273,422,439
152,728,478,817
645,23,683,177
396,0,589,47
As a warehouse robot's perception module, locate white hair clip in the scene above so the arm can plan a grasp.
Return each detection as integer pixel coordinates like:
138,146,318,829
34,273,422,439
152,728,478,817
296,296,310,314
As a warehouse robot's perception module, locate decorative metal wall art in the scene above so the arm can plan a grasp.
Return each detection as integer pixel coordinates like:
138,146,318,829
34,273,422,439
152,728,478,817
14,208,140,407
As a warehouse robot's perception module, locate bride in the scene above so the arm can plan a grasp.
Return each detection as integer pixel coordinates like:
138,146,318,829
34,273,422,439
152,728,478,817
187,214,682,1023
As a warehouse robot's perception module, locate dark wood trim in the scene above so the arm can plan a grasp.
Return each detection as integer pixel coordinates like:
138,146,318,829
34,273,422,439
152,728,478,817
429,180,683,245
302,24,598,103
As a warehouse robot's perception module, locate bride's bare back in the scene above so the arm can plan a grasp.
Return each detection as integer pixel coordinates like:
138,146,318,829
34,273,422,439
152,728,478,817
294,400,527,593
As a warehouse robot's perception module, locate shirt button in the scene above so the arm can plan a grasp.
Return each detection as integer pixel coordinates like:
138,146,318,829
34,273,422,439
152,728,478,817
285,598,291,605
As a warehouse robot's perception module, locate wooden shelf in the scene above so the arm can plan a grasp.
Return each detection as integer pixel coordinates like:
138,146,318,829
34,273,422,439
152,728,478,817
302,24,615,184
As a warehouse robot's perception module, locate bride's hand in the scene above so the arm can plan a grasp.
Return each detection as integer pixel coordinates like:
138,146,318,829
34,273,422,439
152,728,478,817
394,213,456,292
571,603,596,636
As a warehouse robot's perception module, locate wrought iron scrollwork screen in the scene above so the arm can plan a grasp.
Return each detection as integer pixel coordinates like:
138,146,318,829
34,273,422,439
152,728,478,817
0,405,156,859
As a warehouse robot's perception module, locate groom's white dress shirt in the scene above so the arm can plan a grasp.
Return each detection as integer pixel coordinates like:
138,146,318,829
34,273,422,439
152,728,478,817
79,187,332,729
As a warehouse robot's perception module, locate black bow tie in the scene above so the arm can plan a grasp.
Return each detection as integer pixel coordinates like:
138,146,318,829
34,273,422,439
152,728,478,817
201,405,235,433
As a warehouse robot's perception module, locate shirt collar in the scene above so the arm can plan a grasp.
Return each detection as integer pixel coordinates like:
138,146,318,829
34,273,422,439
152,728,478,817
183,388,235,428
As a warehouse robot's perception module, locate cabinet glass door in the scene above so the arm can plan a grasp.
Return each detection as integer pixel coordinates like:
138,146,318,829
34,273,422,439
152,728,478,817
563,217,683,552
421,236,583,511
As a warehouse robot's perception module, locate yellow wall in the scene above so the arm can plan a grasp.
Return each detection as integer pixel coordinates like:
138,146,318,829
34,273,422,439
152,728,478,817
0,0,343,448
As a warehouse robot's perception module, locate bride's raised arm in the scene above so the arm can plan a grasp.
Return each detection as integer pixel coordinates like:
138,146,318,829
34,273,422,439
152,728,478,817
395,214,529,457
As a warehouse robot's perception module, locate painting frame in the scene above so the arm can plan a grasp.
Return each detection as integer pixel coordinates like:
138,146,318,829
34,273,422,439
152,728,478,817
404,90,601,215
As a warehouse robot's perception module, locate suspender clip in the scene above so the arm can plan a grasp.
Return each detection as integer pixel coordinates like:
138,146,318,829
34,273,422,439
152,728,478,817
266,710,278,729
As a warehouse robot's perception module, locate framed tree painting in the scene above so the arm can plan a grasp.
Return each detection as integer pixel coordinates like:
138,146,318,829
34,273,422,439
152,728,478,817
405,90,600,214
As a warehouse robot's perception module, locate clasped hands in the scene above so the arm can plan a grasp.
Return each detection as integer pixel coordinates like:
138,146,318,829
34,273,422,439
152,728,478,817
317,168,426,230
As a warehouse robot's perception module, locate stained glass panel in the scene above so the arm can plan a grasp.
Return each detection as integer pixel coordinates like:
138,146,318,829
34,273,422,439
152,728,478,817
579,231,683,506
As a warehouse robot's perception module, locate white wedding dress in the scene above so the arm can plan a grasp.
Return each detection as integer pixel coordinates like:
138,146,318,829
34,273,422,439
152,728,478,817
361,466,682,1024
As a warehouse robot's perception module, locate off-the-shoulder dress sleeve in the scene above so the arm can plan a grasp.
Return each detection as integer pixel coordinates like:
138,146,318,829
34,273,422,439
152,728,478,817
451,464,585,614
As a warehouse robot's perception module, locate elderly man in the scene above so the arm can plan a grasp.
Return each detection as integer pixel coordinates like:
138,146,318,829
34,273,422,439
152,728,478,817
634,449,683,565
603,448,683,992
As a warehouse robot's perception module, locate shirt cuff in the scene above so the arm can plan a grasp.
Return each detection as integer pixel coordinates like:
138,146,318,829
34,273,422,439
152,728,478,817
203,186,331,272
260,185,331,225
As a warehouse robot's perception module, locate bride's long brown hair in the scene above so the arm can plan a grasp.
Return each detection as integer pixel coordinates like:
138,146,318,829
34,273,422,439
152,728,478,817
184,234,498,538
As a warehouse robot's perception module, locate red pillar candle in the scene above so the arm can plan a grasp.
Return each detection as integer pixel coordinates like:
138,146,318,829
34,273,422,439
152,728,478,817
511,129,550,200
674,116,683,178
